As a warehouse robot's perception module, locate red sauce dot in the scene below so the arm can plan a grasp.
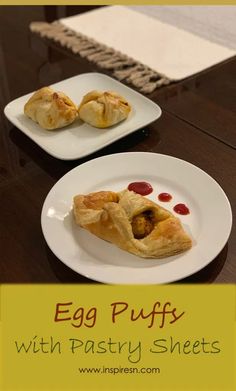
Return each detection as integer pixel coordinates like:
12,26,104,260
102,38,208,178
128,181,153,196
158,192,172,202
173,203,190,215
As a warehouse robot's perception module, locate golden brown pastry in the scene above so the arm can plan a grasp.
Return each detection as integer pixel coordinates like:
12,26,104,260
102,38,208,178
24,87,78,130
73,189,192,258
78,90,131,128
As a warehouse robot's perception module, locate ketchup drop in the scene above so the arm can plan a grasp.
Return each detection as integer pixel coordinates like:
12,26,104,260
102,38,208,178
158,192,172,202
128,181,153,196
173,203,190,215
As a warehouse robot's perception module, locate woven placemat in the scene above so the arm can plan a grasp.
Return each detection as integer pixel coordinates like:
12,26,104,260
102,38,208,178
30,21,171,94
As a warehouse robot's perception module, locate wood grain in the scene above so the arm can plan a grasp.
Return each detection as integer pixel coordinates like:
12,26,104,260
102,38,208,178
0,6,235,283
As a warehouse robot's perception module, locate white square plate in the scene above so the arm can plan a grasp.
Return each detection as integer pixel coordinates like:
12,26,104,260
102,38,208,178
4,73,162,160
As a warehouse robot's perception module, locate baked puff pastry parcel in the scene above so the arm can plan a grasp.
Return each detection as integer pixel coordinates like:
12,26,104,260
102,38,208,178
78,90,131,128
24,87,78,130
73,189,192,259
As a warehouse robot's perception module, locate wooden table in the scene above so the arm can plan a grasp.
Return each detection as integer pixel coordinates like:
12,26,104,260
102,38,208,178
0,6,235,283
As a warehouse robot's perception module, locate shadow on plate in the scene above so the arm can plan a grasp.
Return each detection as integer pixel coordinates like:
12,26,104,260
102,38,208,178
176,244,228,284
45,240,228,284
9,125,154,181
45,244,100,284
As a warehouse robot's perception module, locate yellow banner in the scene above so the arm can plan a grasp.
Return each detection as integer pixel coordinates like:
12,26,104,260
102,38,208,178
1,284,236,391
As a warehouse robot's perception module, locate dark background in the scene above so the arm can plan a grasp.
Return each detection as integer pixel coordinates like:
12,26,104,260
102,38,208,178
0,6,235,283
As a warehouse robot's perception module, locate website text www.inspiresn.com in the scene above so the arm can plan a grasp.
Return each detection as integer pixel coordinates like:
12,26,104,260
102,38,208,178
78,366,161,375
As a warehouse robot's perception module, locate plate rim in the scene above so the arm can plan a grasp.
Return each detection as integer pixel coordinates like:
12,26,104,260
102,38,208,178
41,152,233,284
4,72,162,160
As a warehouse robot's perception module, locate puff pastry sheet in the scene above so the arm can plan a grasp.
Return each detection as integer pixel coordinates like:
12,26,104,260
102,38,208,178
78,90,131,128
24,87,78,130
73,189,192,258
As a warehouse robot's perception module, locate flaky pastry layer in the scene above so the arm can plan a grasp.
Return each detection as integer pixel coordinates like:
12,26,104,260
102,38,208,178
73,189,192,259
24,87,78,130
78,90,131,128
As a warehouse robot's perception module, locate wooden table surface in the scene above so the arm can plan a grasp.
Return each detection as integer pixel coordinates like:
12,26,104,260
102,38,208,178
0,6,235,283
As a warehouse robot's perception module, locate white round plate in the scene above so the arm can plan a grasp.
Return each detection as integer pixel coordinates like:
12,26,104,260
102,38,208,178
41,152,232,284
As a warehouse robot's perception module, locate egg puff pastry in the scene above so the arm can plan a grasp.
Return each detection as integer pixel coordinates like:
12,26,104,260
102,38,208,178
78,90,131,128
24,86,78,130
73,189,192,259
